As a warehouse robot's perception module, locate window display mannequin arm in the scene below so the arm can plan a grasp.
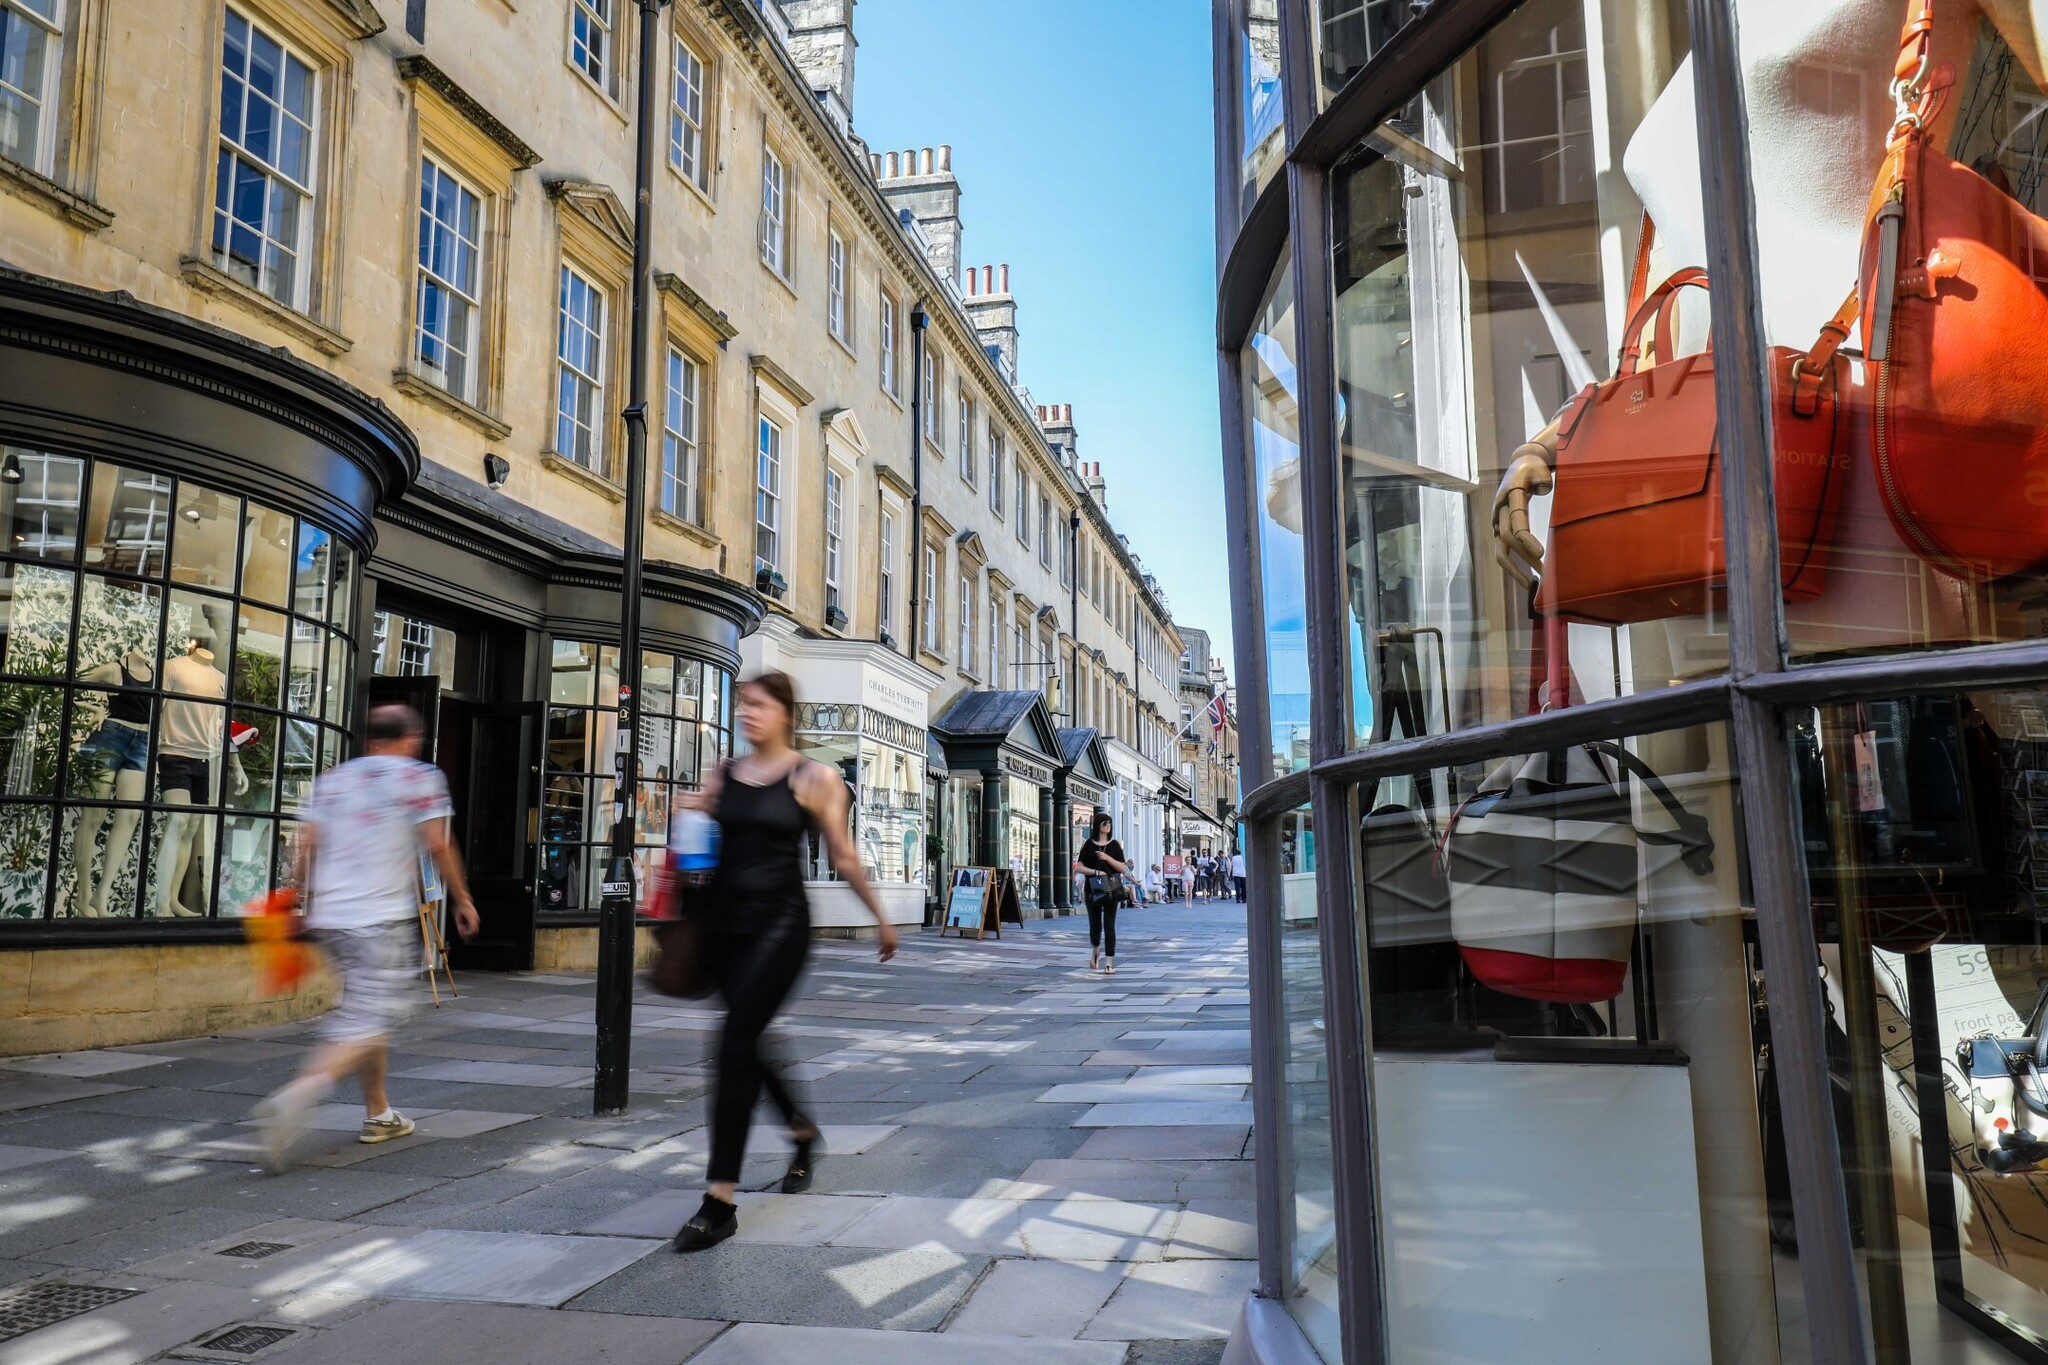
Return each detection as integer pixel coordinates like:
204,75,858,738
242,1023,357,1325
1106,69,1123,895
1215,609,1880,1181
1492,423,1559,585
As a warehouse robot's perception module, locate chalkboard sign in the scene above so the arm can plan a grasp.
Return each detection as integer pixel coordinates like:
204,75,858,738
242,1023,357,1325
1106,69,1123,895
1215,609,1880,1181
942,867,1008,940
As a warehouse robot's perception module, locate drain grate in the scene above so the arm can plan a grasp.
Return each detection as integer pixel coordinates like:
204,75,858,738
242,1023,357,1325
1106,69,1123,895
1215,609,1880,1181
196,1324,297,1356
215,1242,292,1261
0,1282,143,1342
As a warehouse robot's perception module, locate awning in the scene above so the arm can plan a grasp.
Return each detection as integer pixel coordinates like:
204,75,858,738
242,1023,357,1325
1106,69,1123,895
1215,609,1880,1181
925,732,950,777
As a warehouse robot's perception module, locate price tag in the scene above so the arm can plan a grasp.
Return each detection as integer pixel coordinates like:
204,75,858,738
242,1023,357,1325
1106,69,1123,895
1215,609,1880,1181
1852,730,1885,813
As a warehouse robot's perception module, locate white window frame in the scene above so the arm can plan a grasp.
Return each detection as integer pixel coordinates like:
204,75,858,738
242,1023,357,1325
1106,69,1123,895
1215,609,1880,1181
1,0,63,174
824,466,845,618
990,429,1005,517
879,290,899,396
1016,468,1030,546
570,0,614,95
1039,494,1053,569
414,155,484,402
213,6,319,308
959,568,977,673
554,262,607,471
958,388,975,484
921,543,941,654
669,31,708,189
1059,516,1074,588
759,143,788,276
827,227,848,342
989,594,1003,684
662,345,701,523
754,412,784,576
879,507,897,639
922,352,940,444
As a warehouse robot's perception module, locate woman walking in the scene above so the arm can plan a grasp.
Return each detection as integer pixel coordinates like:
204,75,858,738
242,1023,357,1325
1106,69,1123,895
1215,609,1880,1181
1078,812,1131,974
671,672,897,1253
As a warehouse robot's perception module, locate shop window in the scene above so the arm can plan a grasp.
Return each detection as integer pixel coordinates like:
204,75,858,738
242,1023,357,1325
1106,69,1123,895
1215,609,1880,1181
1316,0,1409,98
0,454,353,924
795,707,924,886
212,7,317,308
1355,721,1782,1360
0,0,60,174
1239,0,1283,218
541,641,732,915
554,262,607,472
368,608,475,695
669,31,708,190
662,346,701,523
414,156,483,403
1005,773,1041,912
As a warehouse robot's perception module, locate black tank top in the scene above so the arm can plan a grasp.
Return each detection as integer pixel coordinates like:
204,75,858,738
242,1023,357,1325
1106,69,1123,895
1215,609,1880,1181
712,759,811,928
105,659,151,725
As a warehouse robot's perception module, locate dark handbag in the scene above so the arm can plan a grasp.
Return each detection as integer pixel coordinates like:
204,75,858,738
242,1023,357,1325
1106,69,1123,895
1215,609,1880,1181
1084,873,1124,906
645,861,715,1000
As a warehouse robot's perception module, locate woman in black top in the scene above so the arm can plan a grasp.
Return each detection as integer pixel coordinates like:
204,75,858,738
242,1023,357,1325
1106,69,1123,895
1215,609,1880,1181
1077,811,1130,974
671,671,897,1253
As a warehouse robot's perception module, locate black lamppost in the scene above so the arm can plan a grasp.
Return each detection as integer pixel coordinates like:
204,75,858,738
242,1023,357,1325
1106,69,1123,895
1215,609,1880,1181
594,0,670,1117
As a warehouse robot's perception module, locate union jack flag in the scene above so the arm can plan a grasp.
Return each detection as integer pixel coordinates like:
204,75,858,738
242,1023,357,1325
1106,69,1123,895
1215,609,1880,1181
1205,691,1230,735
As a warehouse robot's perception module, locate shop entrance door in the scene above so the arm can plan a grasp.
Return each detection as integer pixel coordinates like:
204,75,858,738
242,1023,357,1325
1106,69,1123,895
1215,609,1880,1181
442,700,540,971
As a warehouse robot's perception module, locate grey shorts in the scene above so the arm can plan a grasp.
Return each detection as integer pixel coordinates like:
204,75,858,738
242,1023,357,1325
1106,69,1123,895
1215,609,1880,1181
315,921,419,1044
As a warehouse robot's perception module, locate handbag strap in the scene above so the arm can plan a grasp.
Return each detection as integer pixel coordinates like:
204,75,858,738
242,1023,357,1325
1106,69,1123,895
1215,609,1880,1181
1583,741,1716,875
1618,268,1709,376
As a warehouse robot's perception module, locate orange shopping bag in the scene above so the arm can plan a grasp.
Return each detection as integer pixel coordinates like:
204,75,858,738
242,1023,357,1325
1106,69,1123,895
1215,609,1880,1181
244,888,311,998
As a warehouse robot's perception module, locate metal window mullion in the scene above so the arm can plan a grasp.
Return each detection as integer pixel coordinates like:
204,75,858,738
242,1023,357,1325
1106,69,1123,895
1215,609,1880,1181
1686,0,1868,1361
1279,1,1385,1360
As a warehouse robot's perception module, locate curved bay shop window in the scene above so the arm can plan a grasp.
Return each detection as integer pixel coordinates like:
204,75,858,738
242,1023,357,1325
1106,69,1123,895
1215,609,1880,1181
1246,251,1308,776
0,450,357,922
540,640,732,915
794,703,927,886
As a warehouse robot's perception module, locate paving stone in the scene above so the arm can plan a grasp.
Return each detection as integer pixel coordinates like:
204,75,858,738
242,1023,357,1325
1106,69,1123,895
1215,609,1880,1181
687,1322,1127,1365
277,1227,656,1306
1037,1082,1250,1105
829,1194,1175,1261
0,1050,181,1078
390,1060,589,1087
1075,1101,1256,1128
1164,1201,1259,1260
32,1202,269,1270
0,1277,260,1365
584,1189,882,1243
0,1144,75,1174
256,1298,725,1364
1072,1127,1252,1161
1081,1258,1259,1340
566,1242,986,1330
0,1075,136,1113
944,1257,1128,1337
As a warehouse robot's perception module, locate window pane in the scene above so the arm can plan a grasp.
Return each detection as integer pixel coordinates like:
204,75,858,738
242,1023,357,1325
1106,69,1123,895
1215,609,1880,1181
84,465,171,579
1,563,72,679
57,799,135,920
1245,250,1305,774
293,520,332,622
149,804,215,916
1357,722,1784,1359
0,449,83,562
550,638,596,705
233,603,287,710
228,705,278,813
1330,0,1703,752
1239,0,1285,217
216,814,276,917
172,483,241,590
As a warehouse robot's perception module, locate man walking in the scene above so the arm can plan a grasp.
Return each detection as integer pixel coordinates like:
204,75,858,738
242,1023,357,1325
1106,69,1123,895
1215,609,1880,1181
253,704,478,1172
1231,847,1247,902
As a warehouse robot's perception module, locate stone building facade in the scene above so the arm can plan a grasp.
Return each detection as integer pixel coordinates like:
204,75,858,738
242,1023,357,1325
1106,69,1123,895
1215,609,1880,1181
0,0,1179,1046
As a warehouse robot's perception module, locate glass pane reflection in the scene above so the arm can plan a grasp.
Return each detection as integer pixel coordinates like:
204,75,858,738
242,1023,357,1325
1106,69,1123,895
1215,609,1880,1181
1245,249,1310,775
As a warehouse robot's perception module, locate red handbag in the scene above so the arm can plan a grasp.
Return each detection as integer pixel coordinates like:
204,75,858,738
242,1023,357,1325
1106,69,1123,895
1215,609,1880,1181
1860,0,2048,580
1535,270,1853,625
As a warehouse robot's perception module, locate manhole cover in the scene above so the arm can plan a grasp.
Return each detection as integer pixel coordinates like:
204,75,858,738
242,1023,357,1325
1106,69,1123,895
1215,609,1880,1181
0,1282,142,1342
215,1242,292,1261
196,1324,297,1355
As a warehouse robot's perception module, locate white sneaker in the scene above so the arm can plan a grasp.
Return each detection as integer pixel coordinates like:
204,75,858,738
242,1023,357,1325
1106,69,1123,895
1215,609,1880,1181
252,1081,320,1174
359,1111,415,1144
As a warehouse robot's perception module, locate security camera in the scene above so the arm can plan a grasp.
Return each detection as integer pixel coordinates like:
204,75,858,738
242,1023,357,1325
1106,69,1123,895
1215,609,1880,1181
483,453,510,491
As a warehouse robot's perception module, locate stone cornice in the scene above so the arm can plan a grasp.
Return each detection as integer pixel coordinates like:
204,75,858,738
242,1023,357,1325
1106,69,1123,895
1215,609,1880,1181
748,353,814,407
396,55,542,170
655,271,739,341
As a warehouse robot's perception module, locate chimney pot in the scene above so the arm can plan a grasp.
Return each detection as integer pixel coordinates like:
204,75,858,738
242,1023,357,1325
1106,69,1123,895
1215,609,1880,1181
885,151,899,177
920,147,934,175
1063,403,1072,422
983,265,994,294
939,144,953,172
999,264,1010,294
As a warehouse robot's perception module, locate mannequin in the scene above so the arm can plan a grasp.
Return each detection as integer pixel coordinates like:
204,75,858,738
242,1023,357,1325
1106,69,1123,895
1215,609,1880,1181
155,636,246,917
68,646,155,918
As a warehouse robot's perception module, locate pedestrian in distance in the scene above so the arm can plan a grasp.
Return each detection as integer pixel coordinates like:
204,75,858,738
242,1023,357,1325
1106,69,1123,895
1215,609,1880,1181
1078,812,1131,974
253,704,479,1173
671,671,898,1254
1146,864,1163,905
1232,848,1248,902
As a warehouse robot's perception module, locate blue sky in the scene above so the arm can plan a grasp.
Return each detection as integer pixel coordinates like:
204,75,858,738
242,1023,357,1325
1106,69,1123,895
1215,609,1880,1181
851,0,1234,669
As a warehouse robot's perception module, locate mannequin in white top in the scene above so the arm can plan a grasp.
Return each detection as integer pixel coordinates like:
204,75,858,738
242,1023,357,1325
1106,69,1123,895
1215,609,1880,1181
68,646,155,918
156,640,246,918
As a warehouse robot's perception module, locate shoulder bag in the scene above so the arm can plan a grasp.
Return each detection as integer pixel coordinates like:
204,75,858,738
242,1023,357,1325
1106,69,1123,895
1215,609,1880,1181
1858,0,2048,579
1441,742,1714,1004
1535,262,1854,625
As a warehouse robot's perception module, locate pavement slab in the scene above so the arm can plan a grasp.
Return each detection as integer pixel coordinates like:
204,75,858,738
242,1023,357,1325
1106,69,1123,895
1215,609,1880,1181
686,1322,1128,1365
565,1242,986,1330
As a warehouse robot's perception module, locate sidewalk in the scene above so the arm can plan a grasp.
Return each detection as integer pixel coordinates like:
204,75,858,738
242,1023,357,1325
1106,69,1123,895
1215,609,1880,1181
0,903,1255,1365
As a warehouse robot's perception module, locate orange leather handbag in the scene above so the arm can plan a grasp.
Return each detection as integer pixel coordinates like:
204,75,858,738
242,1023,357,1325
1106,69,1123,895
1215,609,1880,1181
1859,0,2048,580
1535,270,1853,625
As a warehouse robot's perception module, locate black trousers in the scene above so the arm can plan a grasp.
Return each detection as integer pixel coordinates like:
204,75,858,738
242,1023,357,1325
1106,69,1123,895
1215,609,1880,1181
705,927,809,1184
1086,895,1119,957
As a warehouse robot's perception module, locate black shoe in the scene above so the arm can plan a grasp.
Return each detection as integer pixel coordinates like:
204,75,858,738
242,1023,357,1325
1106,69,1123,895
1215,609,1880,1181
781,1128,821,1194
672,1193,738,1252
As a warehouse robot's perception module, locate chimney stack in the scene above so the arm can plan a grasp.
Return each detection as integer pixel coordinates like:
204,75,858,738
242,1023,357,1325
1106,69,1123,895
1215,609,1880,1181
1040,401,1078,469
782,0,858,129
962,262,1019,383
877,142,964,287
1084,460,1107,511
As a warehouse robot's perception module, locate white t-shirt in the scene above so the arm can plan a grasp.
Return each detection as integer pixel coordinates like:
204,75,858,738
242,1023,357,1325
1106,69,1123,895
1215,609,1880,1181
305,754,453,929
1231,853,1246,877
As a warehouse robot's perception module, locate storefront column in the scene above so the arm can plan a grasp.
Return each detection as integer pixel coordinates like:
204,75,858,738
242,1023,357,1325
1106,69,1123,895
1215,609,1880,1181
980,769,1005,871
1038,786,1056,913
1052,778,1074,911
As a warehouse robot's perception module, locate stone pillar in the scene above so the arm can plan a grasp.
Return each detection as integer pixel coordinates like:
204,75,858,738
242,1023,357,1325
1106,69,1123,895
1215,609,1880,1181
1038,786,1056,917
1052,777,1074,913
980,769,1005,873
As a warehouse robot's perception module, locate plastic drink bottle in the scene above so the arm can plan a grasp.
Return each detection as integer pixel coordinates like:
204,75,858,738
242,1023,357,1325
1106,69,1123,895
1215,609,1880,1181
673,809,720,881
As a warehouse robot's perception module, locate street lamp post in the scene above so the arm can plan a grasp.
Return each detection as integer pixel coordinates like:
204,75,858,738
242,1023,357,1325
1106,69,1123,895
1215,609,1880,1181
594,0,671,1118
